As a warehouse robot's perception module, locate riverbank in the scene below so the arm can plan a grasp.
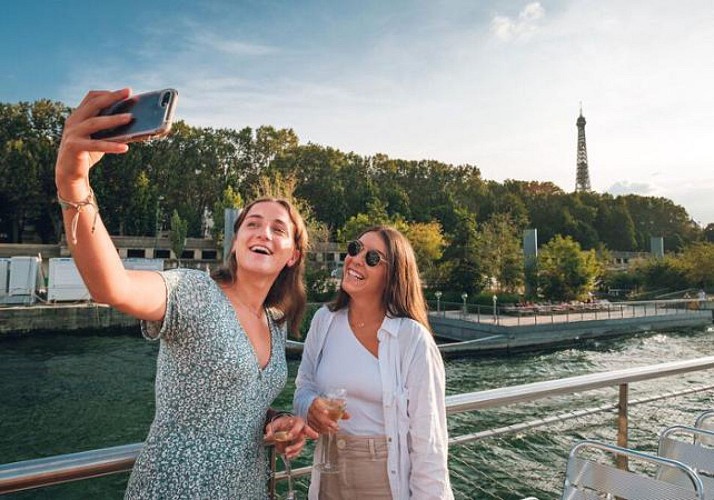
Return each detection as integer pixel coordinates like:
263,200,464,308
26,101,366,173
430,309,713,355
3,302,712,355
0,303,138,335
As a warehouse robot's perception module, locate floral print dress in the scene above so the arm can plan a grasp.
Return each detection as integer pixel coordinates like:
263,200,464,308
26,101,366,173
124,269,287,499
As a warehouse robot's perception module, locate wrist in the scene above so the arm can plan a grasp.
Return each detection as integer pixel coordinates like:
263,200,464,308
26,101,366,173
264,410,295,430
56,176,91,202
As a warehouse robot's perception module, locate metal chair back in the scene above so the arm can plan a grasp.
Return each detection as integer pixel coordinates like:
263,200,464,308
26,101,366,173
658,425,714,494
562,440,705,500
695,410,714,445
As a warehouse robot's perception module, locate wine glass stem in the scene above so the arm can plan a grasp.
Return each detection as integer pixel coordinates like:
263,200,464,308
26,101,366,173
326,432,334,467
282,453,294,495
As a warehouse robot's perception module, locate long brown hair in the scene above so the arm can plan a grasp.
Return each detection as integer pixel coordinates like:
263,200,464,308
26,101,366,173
330,226,431,333
212,197,308,336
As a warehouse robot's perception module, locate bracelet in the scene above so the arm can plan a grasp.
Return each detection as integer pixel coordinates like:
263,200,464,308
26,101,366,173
265,410,295,430
57,188,99,245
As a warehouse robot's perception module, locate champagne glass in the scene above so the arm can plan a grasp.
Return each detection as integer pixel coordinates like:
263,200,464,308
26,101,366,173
273,427,296,500
316,387,347,474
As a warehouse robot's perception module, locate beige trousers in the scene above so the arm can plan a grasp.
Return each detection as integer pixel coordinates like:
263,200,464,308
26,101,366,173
318,434,392,500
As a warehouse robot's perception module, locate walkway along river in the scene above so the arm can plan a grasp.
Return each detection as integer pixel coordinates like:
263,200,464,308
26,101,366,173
1,324,714,498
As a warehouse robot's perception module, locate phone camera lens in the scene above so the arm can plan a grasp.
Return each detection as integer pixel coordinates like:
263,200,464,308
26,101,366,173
160,91,171,108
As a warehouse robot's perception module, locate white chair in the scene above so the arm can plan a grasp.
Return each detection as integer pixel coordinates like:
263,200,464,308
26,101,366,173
562,439,705,499
695,410,714,445
658,425,714,494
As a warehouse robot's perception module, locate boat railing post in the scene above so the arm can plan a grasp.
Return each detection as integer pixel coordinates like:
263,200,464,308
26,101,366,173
617,383,629,471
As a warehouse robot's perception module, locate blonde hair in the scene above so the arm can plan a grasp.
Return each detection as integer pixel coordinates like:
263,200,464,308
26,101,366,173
330,226,431,333
212,197,308,336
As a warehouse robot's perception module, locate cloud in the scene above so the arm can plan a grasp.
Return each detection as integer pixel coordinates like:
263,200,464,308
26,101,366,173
490,2,545,42
606,181,656,196
190,32,278,57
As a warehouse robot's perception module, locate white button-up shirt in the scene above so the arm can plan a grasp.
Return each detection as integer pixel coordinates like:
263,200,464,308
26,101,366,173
294,306,454,499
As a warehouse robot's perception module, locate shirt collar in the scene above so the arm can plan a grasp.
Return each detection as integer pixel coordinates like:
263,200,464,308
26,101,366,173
379,314,401,339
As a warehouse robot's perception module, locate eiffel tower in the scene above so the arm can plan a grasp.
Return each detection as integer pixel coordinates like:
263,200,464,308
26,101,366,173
575,104,592,192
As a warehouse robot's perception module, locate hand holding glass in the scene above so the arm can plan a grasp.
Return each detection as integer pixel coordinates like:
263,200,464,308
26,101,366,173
271,422,297,499
317,388,347,474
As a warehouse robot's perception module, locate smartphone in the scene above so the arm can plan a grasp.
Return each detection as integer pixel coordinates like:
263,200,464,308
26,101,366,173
91,89,179,142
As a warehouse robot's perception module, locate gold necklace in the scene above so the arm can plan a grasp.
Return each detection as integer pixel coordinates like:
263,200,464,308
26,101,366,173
349,311,383,329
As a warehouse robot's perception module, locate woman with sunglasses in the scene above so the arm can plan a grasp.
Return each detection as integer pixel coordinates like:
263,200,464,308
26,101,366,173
294,226,453,499
54,88,317,499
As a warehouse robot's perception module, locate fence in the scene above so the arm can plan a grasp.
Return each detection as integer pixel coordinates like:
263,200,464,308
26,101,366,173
2,357,714,498
429,298,711,327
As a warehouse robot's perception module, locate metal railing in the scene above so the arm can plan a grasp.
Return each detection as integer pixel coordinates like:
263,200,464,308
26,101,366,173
429,298,712,326
2,356,714,497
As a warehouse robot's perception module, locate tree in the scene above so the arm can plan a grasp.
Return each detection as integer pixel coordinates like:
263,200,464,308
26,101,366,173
476,213,524,293
629,255,687,292
594,197,637,251
0,100,66,242
443,208,484,295
704,223,714,243
338,199,391,242
537,235,601,302
678,242,714,289
170,210,188,266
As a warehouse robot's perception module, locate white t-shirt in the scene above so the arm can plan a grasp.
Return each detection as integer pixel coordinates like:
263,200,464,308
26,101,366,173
314,310,385,435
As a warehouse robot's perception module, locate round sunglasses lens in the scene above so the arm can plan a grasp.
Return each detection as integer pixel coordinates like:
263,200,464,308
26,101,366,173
347,240,362,256
365,251,381,267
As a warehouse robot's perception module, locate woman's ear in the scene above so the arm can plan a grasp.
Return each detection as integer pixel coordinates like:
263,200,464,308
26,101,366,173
286,249,301,268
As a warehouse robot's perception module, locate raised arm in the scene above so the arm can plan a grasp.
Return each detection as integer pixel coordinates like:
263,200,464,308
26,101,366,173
55,88,166,321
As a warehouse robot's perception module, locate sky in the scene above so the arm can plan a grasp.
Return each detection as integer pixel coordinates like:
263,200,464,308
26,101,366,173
3,0,714,225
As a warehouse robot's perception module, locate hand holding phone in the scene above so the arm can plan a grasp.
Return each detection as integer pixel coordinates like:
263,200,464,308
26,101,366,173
91,89,178,142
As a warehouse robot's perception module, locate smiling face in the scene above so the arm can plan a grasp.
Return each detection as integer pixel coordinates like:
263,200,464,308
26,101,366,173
232,201,299,278
341,230,389,300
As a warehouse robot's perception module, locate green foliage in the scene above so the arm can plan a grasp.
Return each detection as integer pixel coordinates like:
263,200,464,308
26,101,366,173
1,94,706,306
304,265,338,303
443,208,484,295
400,220,447,286
0,100,67,242
476,213,524,293
704,224,714,243
169,210,188,265
537,235,602,301
681,243,714,289
629,243,714,292
338,199,391,241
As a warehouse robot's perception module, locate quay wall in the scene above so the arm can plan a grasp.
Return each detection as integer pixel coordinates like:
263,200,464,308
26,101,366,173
0,304,139,335
429,311,713,353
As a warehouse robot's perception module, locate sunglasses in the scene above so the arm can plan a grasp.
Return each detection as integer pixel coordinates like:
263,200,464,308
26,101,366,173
347,240,387,267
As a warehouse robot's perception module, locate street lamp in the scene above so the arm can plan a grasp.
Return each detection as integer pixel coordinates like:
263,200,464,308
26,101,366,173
492,294,498,324
461,292,468,318
435,291,442,315
155,195,165,237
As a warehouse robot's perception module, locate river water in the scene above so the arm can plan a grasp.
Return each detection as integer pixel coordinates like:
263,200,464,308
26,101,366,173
2,325,714,499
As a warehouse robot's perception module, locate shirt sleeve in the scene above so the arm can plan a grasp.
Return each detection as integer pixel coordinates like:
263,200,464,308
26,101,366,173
293,307,327,419
404,326,454,499
140,269,188,342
